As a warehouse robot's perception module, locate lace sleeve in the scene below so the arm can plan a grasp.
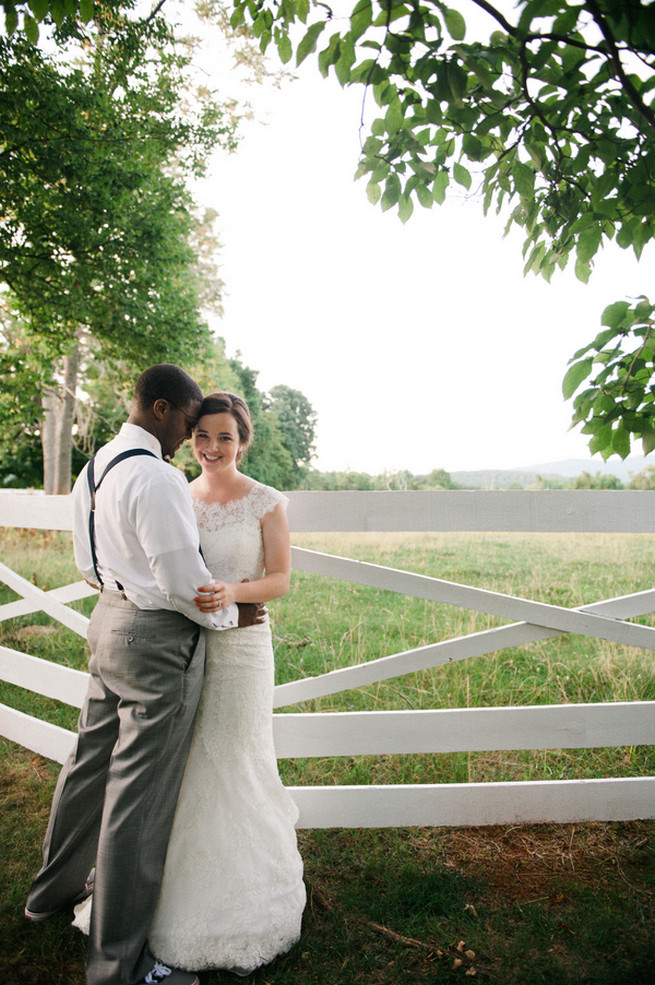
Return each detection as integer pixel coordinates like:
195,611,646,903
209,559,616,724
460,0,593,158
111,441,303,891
249,483,288,521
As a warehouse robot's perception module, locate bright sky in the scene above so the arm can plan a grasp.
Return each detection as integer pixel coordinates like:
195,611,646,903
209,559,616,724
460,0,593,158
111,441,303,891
189,5,652,476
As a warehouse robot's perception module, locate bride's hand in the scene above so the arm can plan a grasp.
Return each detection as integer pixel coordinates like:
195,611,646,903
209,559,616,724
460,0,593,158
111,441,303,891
195,580,237,611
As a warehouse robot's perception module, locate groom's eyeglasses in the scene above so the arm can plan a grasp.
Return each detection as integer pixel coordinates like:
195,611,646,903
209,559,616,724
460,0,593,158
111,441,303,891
166,401,198,437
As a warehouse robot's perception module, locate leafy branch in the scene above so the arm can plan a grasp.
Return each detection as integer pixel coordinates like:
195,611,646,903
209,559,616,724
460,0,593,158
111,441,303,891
224,0,655,459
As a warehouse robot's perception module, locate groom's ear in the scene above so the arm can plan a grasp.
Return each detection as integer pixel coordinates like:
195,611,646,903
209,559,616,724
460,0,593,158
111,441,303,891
152,399,170,421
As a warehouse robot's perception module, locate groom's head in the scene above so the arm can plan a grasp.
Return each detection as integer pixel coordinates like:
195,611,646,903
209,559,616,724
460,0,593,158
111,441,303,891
130,364,203,460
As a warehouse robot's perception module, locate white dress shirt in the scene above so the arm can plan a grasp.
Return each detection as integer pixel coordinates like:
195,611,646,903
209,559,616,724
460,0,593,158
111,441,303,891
71,423,237,631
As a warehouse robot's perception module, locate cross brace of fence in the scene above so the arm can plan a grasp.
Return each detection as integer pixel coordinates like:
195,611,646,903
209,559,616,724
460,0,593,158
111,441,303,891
1,501,654,828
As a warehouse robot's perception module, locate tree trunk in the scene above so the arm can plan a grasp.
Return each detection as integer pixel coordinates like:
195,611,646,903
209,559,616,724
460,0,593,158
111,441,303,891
41,341,82,494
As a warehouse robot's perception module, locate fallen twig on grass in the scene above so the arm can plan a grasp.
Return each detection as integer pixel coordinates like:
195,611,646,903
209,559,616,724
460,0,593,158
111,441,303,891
308,882,482,976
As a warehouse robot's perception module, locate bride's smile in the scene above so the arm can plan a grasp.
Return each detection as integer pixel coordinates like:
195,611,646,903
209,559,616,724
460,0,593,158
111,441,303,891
193,412,243,474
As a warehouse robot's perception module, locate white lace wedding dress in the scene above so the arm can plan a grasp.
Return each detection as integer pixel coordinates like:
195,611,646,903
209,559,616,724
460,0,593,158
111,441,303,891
74,483,306,973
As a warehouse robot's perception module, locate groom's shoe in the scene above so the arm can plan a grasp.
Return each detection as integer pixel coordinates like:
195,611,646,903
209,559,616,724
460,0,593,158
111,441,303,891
138,964,199,985
25,868,96,922
24,905,57,922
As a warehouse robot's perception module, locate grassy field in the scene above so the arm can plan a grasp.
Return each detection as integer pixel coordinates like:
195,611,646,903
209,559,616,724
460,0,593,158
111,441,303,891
1,527,655,984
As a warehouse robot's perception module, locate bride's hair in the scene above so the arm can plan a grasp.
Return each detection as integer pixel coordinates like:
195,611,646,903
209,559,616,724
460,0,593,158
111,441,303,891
197,392,253,462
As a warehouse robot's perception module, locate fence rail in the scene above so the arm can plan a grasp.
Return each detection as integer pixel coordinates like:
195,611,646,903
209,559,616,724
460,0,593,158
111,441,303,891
2,490,654,827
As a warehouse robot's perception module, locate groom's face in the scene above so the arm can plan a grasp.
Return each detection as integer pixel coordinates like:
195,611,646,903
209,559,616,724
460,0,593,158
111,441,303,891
159,398,201,460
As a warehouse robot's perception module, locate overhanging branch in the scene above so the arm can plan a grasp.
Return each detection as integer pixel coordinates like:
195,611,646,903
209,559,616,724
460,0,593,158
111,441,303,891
585,0,655,132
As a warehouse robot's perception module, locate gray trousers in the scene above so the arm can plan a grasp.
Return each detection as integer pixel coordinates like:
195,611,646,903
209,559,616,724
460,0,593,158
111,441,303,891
26,591,205,985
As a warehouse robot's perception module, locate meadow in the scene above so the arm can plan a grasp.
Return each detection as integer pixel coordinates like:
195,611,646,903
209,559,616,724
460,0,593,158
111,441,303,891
1,527,654,984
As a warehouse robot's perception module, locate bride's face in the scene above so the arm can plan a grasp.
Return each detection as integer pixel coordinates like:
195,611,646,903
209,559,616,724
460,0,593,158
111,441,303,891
193,412,243,475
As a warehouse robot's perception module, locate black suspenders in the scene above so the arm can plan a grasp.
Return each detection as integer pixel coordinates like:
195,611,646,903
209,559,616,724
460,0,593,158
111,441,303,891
86,449,157,590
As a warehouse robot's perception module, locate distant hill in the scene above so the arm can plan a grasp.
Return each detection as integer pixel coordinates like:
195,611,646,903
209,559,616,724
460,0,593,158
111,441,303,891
521,456,651,482
451,456,652,489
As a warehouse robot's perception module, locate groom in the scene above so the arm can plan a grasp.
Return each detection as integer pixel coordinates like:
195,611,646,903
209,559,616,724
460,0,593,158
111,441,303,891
25,364,264,985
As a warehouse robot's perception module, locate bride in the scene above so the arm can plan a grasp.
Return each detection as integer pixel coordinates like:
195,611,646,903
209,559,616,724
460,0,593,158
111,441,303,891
75,391,306,975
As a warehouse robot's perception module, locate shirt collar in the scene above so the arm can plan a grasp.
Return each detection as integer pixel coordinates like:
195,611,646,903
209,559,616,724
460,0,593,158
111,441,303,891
118,422,163,459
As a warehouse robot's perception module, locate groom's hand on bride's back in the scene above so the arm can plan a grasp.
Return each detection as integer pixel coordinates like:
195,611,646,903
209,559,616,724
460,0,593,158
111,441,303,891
236,601,267,626
236,578,267,627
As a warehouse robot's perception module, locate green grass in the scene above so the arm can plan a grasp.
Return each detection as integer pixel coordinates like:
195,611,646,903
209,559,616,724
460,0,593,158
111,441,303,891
1,528,655,984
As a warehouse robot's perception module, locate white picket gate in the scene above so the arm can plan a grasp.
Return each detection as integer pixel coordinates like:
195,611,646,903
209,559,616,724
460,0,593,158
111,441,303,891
1,489,655,828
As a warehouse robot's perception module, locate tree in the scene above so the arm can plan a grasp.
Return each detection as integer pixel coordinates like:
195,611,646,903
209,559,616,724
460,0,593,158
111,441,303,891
0,330,319,491
303,469,376,489
0,305,51,487
268,384,317,483
573,469,623,488
627,464,655,489
0,7,239,491
415,467,459,489
227,359,299,488
228,0,655,459
0,0,101,43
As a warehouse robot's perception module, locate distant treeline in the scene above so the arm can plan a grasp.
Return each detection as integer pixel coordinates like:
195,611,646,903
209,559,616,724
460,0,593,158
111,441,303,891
300,466,655,491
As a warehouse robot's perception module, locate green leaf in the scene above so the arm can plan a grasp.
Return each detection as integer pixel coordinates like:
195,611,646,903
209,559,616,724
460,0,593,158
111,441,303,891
252,11,267,38
230,5,246,28
642,432,655,455
23,13,39,42
366,180,381,205
385,97,404,134
415,182,433,209
28,0,49,21
617,218,638,250
513,161,535,199
296,0,310,23
601,301,631,330
588,433,610,458
593,392,616,414
453,161,471,189
276,32,293,63
574,257,591,284
446,60,467,102
462,132,484,161
5,5,18,33
373,81,396,107
524,137,546,170
444,6,466,40
433,169,449,203
592,327,623,352
350,58,381,84
398,193,414,223
611,424,631,459
425,99,443,125
381,173,401,212
296,21,326,66
362,135,383,156
562,358,593,399
350,0,373,40
79,0,94,23
634,298,654,320
335,40,356,85
318,34,340,77
523,243,546,275
576,224,602,264
570,212,596,235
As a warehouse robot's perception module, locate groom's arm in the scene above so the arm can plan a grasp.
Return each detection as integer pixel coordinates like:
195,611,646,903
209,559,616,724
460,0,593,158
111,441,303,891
133,470,238,630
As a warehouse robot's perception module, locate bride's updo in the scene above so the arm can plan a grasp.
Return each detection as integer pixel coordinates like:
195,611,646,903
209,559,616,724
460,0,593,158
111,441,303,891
197,391,253,462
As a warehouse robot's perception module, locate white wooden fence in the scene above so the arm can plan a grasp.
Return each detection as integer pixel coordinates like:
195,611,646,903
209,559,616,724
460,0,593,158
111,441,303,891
1,490,655,828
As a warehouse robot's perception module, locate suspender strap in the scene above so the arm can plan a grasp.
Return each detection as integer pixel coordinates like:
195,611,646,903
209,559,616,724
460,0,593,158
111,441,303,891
87,449,158,590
